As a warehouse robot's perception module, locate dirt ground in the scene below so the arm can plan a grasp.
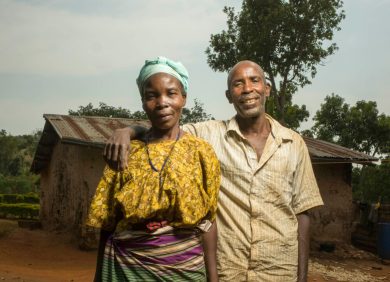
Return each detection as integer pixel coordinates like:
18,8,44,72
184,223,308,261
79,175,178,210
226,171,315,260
0,219,389,282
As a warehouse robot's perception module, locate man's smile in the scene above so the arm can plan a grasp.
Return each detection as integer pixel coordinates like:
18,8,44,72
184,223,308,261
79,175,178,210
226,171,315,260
241,98,257,105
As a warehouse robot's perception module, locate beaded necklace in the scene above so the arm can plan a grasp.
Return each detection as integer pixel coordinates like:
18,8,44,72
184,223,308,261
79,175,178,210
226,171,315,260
145,128,181,187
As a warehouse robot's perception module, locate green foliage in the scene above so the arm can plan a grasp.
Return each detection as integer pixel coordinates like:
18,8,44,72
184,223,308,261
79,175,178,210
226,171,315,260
68,100,214,124
181,99,214,124
312,95,390,203
352,161,390,203
0,193,39,204
283,103,310,131
0,130,20,175
206,0,345,127
310,94,347,142
300,129,314,138
312,94,390,156
0,129,41,176
0,203,39,219
0,174,40,194
68,102,147,119
0,130,41,196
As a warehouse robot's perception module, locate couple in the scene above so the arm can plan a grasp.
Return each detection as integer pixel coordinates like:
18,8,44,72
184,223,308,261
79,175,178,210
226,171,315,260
88,56,323,281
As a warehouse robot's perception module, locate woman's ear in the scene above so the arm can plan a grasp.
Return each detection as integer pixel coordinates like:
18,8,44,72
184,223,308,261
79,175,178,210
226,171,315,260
182,94,187,107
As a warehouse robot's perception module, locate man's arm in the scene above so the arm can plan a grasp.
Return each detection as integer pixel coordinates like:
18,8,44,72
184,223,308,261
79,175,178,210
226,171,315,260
103,120,216,170
202,221,218,282
297,211,310,282
103,125,149,170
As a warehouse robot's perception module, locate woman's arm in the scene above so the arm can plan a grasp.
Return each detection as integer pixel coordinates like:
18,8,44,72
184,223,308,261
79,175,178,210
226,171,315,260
202,220,218,282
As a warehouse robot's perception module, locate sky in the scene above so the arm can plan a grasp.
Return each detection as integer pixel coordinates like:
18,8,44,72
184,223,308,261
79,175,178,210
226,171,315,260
0,0,389,135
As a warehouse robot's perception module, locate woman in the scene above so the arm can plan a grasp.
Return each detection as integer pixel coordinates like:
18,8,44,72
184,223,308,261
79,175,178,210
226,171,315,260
86,56,220,281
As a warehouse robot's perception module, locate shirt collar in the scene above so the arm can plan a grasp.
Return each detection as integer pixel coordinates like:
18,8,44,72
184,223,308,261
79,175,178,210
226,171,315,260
226,114,294,144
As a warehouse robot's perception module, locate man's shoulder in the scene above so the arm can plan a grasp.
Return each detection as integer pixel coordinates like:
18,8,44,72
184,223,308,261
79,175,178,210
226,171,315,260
186,119,227,128
285,127,304,141
267,115,306,144
183,119,228,133
183,133,216,150
183,119,229,143
282,126,306,146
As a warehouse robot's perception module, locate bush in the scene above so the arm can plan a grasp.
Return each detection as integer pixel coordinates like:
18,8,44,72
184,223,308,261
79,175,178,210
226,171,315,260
0,174,39,194
0,203,39,219
0,193,39,204
353,161,390,203
23,193,40,204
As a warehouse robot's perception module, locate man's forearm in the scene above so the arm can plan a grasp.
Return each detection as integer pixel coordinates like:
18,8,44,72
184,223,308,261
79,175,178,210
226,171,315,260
130,125,149,139
297,212,310,282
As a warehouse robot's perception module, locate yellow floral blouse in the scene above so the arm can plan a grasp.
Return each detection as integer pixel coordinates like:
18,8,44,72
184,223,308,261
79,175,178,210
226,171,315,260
86,133,220,232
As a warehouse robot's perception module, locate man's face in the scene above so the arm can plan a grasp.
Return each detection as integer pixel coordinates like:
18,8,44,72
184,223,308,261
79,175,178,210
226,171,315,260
226,62,269,119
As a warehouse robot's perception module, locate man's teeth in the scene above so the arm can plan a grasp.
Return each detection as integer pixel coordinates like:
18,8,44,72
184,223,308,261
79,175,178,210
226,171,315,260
243,99,256,104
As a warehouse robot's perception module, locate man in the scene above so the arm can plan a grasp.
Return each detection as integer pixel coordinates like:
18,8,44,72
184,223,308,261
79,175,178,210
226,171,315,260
104,60,323,281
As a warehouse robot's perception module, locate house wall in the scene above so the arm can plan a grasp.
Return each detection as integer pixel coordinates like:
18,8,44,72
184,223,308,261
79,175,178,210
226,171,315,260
40,142,105,241
39,143,355,247
311,163,353,245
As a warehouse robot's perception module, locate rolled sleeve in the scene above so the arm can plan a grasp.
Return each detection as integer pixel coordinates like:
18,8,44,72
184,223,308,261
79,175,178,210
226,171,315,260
292,138,324,214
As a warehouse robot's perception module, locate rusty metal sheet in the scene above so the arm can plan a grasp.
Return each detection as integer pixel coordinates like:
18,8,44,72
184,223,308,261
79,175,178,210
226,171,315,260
43,114,150,146
31,114,150,173
303,136,377,162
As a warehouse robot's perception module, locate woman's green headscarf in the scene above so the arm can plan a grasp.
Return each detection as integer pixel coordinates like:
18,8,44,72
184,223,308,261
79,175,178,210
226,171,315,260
136,56,189,95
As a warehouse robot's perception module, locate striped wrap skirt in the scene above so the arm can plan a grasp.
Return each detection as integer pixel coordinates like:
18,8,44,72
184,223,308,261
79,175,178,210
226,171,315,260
99,226,206,281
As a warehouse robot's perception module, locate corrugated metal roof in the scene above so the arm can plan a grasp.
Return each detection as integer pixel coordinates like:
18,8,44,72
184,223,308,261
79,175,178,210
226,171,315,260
42,114,150,147
303,136,377,164
31,114,377,173
31,114,150,173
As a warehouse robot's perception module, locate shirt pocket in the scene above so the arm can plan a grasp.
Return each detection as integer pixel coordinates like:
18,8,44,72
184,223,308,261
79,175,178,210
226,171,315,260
260,169,294,207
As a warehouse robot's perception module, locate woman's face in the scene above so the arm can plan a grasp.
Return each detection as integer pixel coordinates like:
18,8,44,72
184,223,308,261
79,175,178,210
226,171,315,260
142,73,186,131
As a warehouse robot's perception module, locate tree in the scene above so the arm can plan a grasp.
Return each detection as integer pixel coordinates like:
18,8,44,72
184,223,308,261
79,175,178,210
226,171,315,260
206,0,345,128
69,100,214,124
312,94,390,157
0,130,21,176
68,102,147,119
310,94,348,142
352,161,390,203
181,99,214,124
311,95,390,204
0,129,41,195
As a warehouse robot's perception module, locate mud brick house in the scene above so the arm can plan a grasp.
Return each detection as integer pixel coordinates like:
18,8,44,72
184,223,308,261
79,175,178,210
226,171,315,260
31,114,377,246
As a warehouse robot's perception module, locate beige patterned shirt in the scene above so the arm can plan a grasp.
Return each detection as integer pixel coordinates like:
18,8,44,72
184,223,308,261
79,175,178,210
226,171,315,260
184,115,323,281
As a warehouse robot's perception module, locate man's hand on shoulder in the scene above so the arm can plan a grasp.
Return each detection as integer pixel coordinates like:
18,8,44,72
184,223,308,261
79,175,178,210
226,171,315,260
104,127,132,171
